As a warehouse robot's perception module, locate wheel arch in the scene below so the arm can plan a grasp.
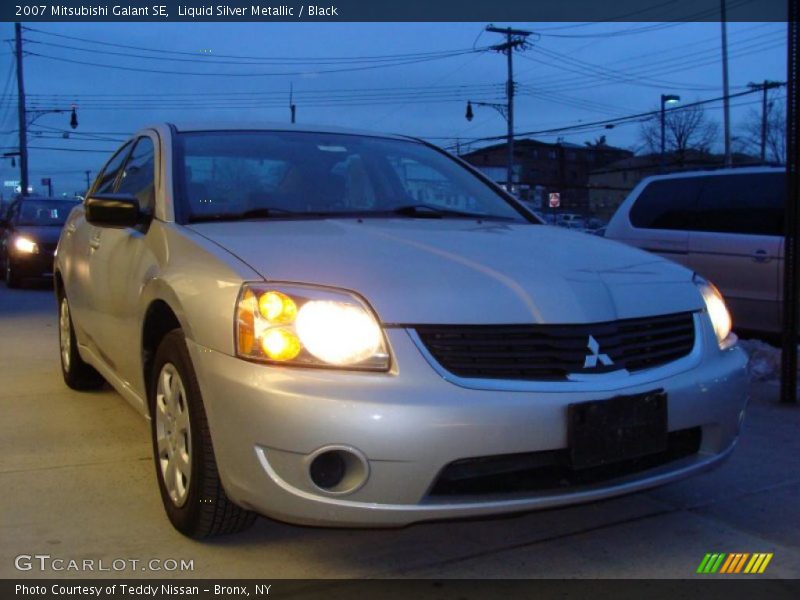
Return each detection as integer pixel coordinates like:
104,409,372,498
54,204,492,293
140,280,195,412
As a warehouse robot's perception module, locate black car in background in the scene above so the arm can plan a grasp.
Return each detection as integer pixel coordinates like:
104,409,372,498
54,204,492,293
0,197,79,288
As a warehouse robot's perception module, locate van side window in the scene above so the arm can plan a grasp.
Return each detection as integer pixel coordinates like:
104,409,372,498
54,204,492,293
694,173,785,236
629,179,698,230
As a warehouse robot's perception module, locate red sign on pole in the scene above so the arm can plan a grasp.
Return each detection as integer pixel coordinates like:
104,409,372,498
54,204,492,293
549,192,561,208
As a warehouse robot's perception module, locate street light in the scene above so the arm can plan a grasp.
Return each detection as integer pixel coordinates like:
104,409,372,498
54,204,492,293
660,94,680,172
464,99,512,189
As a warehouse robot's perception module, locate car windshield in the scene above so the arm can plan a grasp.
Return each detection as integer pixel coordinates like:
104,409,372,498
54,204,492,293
177,131,529,223
16,199,78,226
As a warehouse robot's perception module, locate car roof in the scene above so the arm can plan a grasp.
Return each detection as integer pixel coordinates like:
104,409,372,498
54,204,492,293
639,165,785,184
148,121,415,142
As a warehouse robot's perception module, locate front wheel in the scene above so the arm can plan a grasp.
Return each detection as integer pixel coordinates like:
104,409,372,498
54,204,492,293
149,329,256,538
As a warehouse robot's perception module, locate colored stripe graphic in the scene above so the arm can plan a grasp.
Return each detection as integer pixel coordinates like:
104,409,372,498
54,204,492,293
758,553,774,573
702,552,776,574
697,553,728,573
720,553,750,573
719,554,737,573
697,554,714,573
710,553,726,573
734,553,750,573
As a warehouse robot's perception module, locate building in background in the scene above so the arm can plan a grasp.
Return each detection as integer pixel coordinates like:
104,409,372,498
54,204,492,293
459,138,633,214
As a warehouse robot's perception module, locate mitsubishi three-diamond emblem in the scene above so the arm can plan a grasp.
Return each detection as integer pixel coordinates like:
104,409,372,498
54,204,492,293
583,335,614,369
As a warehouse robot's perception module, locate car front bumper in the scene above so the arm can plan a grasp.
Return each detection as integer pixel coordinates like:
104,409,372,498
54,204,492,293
187,314,748,527
8,250,54,279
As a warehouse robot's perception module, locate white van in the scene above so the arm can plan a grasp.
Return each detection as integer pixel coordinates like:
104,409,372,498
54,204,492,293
606,167,786,334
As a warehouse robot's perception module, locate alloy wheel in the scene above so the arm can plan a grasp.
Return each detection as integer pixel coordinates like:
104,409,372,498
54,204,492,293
155,363,192,507
59,298,71,372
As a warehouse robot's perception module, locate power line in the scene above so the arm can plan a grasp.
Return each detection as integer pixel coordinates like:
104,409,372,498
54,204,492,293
23,25,488,62
519,29,785,93
512,23,782,91
25,38,495,67
25,49,486,77
444,87,783,148
536,0,755,38
20,82,503,100
531,1,686,30
26,145,116,153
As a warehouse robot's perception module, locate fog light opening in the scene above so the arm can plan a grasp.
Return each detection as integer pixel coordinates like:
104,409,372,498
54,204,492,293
307,446,369,495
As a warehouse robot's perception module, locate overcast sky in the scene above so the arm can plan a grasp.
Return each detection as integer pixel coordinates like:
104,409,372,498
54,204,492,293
0,20,787,197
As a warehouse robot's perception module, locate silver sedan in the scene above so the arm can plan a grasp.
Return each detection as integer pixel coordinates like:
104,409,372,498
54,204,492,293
55,123,748,538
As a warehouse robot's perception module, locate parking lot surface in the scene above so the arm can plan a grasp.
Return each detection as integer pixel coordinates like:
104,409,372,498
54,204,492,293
1,284,798,579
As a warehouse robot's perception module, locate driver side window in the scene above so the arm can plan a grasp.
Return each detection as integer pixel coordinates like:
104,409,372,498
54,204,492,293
117,137,156,214
93,142,133,195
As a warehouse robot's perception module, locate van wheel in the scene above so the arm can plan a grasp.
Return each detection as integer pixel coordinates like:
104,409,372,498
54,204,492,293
149,329,256,538
58,295,105,390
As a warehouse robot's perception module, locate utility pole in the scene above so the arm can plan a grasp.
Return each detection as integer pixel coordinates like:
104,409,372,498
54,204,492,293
85,170,91,190
748,80,785,163
485,25,532,193
289,83,296,124
14,22,28,197
720,1,732,167
780,0,798,405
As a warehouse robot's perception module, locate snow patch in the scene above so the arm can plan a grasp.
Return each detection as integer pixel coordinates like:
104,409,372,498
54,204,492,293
737,338,800,383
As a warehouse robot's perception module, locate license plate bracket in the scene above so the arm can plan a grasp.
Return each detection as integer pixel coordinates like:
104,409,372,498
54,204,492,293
568,390,668,470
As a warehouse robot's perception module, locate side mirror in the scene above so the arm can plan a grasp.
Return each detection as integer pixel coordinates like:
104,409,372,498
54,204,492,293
85,193,142,228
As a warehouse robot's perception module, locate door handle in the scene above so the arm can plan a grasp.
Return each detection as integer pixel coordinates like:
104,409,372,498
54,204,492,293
752,249,770,263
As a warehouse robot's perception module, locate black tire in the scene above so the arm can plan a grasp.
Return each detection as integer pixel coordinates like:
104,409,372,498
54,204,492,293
149,329,256,538
6,257,22,288
57,294,105,390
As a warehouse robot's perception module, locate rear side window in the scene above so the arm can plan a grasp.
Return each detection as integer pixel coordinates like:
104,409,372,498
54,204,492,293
629,178,699,230
694,173,785,236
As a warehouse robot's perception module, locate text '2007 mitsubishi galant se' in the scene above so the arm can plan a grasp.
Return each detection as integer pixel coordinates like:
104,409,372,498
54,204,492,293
55,123,748,538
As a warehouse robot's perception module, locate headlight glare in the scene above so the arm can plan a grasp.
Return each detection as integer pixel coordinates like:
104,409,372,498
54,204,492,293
236,283,389,370
694,275,733,347
258,290,297,323
295,300,382,365
14,236,38,254
261,327,302,361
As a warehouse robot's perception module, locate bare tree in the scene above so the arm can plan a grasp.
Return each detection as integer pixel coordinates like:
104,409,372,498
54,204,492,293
639,104,719,165
738,101,786,164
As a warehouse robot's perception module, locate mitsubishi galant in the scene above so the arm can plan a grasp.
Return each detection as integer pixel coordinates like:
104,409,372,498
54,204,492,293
54,123,748,537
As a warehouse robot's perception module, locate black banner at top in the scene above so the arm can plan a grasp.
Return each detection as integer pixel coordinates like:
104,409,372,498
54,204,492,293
2,0,790,22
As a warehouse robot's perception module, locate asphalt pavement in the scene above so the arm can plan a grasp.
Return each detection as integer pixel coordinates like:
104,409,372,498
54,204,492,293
1,282,798,579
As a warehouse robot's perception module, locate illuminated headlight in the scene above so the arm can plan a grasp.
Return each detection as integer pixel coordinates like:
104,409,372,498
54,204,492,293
694,275,734,348
13,236,38,254
235,283,390,370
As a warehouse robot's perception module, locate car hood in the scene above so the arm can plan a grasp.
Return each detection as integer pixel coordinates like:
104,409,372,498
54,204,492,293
187,219,703,325
12,225,63,245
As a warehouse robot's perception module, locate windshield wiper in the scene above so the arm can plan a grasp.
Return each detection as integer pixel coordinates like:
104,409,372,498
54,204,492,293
188,207,299,223
389,204,509,220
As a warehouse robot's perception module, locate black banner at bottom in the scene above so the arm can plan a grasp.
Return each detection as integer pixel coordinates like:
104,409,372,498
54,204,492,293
4,579,800,600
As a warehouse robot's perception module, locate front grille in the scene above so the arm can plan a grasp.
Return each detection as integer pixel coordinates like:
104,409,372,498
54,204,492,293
415,312,696,381
40,242,57,256
428,427,702,498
